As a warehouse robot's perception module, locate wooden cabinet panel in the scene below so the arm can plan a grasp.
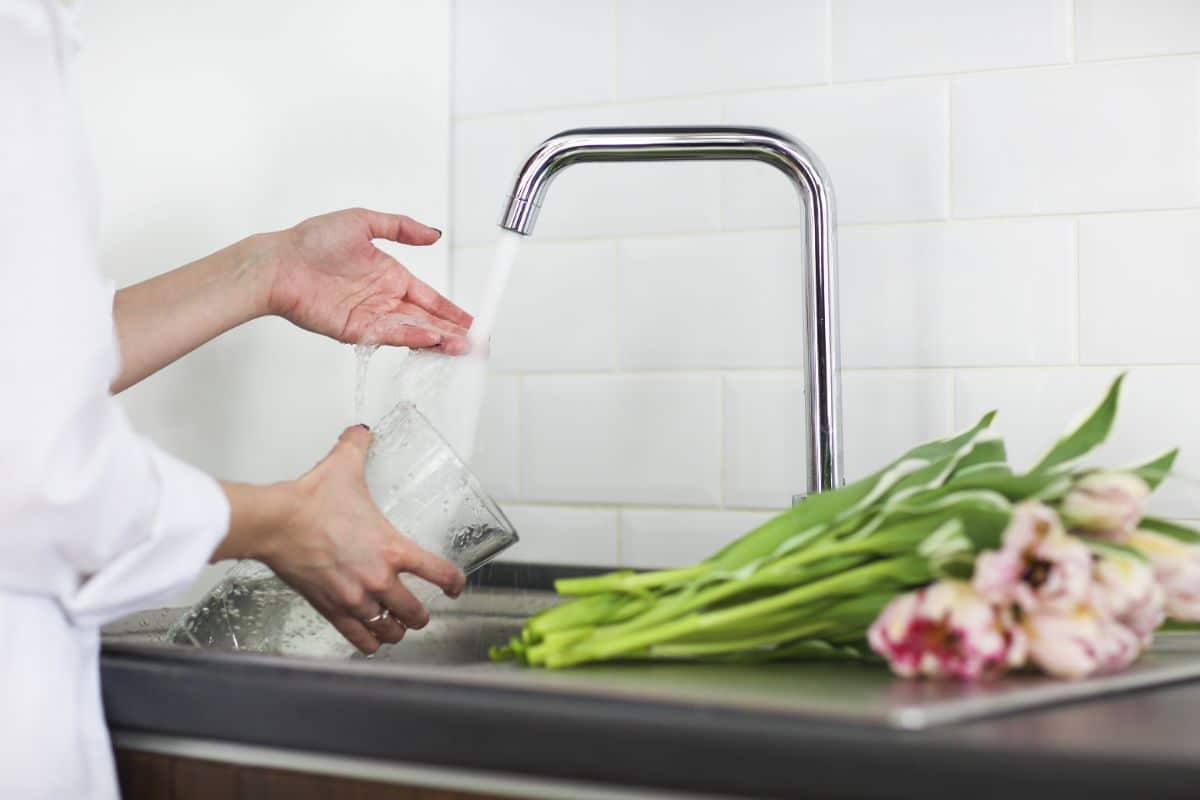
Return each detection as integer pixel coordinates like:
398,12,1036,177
114,748,504,800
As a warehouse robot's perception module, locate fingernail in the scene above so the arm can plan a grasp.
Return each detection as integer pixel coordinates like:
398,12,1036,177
358,423,370,431
432,227,443,237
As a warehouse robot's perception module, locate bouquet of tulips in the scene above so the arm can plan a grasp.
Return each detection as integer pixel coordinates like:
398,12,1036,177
491,376,1200,680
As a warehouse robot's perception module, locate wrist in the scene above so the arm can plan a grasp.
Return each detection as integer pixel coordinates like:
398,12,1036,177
231,232,285,320
213,480,300,563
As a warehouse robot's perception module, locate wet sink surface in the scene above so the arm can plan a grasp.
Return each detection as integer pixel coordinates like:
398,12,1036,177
103,586,553,666
103,587,1200,730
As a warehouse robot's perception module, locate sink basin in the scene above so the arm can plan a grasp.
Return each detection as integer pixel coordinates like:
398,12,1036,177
103,585,557,666
102,574,1200,731
366,587,554,665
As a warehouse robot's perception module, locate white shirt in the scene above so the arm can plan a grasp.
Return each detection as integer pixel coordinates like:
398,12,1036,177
0,2,231,797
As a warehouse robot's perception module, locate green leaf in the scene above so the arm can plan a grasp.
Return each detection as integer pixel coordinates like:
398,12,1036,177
1129,449,1179,491
942,468,1072,502
1141,516,1200,545
1031,374,1125,473
856,488,1012,546
1160,620,1200,633
952,438,1008,474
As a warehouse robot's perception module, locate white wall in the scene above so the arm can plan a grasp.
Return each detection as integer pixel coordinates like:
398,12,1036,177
78,0,450,600
453,0,1200,568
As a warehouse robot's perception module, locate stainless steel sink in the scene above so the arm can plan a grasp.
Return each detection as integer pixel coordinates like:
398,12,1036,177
103,584,1200,731
103,585,557,666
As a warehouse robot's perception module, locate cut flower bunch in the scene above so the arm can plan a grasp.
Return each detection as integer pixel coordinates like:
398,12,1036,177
490,376,1200,680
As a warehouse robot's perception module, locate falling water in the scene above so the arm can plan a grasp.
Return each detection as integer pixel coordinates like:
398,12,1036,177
353,343,379,422
468,229,523,352
351,230,523,460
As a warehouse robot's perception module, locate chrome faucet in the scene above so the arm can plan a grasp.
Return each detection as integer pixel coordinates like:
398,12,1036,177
499,126,843,497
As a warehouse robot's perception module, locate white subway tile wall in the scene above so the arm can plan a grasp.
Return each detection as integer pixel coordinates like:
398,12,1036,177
832,0,1071,81
500,505,620,566
951,60,1198,217
722,372,807,509
451,1,1200,566
1076,0,1200,61
455,240,619,372
616,231,807,370
520,374,722,506
615,0,828,99
620,509,776,568
723,81,950,225
839,219,1076,368
1078,211,1200,365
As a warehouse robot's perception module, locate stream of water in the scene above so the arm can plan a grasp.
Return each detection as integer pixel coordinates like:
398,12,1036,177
353,229,523,461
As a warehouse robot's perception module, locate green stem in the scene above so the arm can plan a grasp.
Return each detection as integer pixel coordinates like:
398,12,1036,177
649,619,833,659
554,564,712,596
544,557,928,668
578,554,869,646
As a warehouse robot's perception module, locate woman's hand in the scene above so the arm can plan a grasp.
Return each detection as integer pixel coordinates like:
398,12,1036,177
112,207,473,393
263,208,473,353
215,425,467,654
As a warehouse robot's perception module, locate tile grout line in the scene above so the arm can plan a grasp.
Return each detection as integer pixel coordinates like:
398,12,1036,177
1072,216,1082,365
718,374,727,507
1068,0,1078,64
610,0,620,102
1194,58,1200,205
451,204,1200,250
824,0,834,84
454,49,1200,123
945,77,955,220
614,504,624,567
505,361,1200,375
948,369,958,433
515,373,525,503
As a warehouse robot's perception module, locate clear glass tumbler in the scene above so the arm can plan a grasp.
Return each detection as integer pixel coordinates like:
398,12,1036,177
165,402,518,657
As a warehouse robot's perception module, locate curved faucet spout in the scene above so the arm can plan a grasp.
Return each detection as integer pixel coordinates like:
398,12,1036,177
498,125,843,497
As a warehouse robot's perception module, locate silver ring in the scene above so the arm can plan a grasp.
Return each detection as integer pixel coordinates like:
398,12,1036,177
364,608,390,624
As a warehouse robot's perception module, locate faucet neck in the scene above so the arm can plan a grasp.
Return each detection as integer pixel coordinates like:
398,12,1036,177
499,126,843,497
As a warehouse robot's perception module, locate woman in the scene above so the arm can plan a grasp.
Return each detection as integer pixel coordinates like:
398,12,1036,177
1,2,472,796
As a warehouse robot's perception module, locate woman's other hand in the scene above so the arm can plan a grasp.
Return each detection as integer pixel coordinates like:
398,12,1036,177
215,425,467,654
263,208,473,353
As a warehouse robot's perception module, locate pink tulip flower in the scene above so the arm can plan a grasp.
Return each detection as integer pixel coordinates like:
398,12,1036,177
1060,472,1150,541
868,581,1026,681
973,502,1092,613
1024,605,1141,679
1129,530,1200,622
1091,550,1165,645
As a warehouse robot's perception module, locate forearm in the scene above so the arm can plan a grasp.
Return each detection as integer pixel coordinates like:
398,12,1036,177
110,234,278,393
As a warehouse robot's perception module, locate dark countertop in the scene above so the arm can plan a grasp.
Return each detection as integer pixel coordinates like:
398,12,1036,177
102,563,1200,799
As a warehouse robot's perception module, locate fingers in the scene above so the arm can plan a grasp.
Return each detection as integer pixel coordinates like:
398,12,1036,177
434,336,471,356
363,307,470,355
394,544,467,598
364,612,408,644
378,321,469,355
329,615,381,655
376,579,431,630
330,424,373,471
361,209,442,247
404,275,474,329
342,585,406,639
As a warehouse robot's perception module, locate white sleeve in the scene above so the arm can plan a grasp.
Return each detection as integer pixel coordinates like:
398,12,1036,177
0,2,231,627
